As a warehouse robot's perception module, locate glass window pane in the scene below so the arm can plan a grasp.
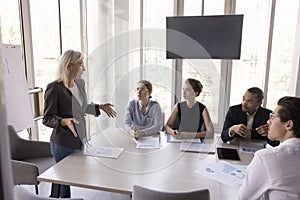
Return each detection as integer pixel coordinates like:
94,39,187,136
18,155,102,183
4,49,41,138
30,0,61,140
231,0,272,105
144,0,173,28
86,0,139,132
143,0,173,118
144,48,173,118
60,0,81,51
30,0,60,90
0,0,22,44
129,0,140,30
184,0,202,15
204,0,224,15
267,0,299,109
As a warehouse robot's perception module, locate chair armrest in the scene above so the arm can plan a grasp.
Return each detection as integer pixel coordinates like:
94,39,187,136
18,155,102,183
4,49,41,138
11,160,39,185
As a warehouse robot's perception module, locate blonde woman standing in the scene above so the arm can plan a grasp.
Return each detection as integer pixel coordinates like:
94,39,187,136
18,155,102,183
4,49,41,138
43,50,116,198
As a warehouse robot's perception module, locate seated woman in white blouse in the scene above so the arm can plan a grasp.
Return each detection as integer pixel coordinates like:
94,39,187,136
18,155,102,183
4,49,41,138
238,96,300,200
123,80,163,139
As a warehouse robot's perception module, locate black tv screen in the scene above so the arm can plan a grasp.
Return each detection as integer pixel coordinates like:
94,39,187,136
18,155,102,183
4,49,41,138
166,15,243,59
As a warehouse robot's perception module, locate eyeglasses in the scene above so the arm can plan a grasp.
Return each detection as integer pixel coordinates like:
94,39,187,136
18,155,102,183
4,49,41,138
136,87,148,92
269,113,281,120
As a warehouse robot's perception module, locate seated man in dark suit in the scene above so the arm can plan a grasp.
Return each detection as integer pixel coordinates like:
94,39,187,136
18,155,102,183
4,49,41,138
221,87,279,146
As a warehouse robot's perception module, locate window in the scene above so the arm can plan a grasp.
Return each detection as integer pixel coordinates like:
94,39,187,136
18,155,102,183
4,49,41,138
0,0,21,45
231,0,271,106
29,0,83,141
0,0,25,138
30,0,60,90
203,0,224,15
143,0,174,118
267,0,299,109
184,0,203,15
60,0,82,51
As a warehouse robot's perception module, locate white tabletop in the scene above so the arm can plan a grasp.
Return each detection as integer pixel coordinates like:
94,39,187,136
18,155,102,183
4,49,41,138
37,127,257,200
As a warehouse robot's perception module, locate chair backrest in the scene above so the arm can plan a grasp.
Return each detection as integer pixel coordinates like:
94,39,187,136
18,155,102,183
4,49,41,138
8,125,24,160
14,185,84,200
8,125,52,160
132,185,210,200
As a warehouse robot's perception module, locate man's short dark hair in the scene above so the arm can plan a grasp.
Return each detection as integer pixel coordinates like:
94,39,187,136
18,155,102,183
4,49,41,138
277,96,300,138
247,87,264,102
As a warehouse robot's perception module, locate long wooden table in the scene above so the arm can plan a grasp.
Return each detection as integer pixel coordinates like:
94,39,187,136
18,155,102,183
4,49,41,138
37,127,256,200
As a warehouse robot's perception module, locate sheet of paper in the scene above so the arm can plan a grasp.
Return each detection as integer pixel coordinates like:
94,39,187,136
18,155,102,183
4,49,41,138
159,131,167,147
83,146,124,158
180,142,216,153
134,136,160,149
239,140,265,154
194,161,246,188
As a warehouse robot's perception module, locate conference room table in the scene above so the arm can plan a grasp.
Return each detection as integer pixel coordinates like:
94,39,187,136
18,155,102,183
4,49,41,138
37,127,259,200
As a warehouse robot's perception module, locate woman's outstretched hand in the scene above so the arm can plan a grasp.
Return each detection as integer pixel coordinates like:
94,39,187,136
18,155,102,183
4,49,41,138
60,118,79,137
99,103,117,118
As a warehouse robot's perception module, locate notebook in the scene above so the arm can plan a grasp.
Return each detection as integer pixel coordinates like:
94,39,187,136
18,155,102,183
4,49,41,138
134,136,160,149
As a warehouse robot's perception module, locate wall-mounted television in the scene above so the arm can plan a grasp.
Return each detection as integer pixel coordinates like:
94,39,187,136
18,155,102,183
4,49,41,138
166,15,244,59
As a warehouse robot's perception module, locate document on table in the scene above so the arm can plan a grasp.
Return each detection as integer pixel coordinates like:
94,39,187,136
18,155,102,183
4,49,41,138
239,140,265,154
83,146,124,158
180,141,216,153
194,161,246,188
134,136,160,149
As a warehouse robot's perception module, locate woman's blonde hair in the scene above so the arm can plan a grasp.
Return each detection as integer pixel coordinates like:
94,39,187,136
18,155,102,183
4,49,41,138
57,50,83,86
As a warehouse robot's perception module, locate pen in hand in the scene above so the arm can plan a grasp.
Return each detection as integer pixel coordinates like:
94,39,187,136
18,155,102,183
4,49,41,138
173,130,181,139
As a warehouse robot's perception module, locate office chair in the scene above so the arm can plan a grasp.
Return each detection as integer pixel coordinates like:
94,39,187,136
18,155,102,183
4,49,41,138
8,125,55,194
14,185,84,200
132,185,210,200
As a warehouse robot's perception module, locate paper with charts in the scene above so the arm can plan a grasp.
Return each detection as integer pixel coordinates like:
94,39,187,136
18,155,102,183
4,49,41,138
134,136,160,149
83,146,124,158
194,161,246,188
239,140,265,154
